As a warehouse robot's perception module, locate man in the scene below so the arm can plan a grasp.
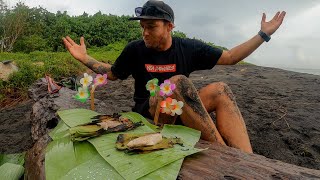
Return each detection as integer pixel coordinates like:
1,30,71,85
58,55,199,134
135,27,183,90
63,0,286,153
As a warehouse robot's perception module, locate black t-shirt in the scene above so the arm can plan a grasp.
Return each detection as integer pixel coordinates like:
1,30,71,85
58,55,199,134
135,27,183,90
111,37,223,105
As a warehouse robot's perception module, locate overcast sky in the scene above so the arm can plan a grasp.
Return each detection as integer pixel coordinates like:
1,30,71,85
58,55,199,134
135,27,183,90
7,0,320,69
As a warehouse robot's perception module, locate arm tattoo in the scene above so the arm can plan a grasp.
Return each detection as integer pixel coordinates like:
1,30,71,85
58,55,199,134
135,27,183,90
84,56,111,74
97,66,109,74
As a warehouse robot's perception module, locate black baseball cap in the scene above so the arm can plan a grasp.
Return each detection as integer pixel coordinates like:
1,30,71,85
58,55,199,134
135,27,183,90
129,0,174,23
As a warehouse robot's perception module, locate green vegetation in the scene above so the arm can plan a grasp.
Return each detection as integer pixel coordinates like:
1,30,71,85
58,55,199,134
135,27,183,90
0,46,123,104
237,61,254,65
0,1,227,54
0,1,141,53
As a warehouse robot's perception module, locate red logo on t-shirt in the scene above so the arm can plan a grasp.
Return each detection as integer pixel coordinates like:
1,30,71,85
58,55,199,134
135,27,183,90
145,64,176,73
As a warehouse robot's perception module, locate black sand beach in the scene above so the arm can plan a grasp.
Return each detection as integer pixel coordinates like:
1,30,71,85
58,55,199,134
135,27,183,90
1,65,319,170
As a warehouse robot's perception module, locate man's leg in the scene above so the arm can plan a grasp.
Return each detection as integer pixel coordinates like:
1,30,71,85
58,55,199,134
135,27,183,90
148,75,226,145
148,75,252,153
198,82,253,153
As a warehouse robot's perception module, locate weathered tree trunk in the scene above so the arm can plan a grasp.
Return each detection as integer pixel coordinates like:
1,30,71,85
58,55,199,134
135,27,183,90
27,78,116,141
180,141,320,179
24,134,50,180
25,79,320,180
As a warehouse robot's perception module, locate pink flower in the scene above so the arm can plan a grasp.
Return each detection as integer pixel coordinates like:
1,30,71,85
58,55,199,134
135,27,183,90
159,80,176,97
94,74,108,86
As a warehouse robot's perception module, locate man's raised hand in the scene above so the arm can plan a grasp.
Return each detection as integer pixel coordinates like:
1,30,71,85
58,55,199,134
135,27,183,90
62,36,87,62
261,11,286,36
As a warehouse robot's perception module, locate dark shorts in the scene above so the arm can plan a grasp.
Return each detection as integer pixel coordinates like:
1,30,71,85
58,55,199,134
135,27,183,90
132,97,153,119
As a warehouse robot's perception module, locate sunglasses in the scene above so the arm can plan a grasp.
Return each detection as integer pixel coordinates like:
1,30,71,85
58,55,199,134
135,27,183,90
135,6,172,20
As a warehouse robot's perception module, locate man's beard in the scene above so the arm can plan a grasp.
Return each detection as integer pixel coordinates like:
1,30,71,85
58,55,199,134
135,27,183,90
144,36,164,50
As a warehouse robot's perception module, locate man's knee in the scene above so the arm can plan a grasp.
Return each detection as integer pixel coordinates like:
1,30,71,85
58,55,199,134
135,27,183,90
169,75,198,96
169,75,189,84
206,82,235,101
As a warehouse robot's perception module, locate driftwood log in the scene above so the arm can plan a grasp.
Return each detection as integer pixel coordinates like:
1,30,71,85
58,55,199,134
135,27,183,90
25,79,320,180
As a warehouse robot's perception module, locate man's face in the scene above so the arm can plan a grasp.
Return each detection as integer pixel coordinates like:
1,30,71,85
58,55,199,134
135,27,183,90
140,19,171,49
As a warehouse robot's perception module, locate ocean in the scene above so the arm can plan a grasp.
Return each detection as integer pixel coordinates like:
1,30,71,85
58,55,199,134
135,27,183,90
280,68,320,76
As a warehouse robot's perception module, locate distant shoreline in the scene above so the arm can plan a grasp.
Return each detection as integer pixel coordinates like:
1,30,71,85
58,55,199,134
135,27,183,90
239,63,320,76
279,67,320,76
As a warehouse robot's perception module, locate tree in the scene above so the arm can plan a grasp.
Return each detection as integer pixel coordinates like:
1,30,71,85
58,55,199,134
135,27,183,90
0,3,226,53
0,0,8,51
172,30,187,38
0,2,28,52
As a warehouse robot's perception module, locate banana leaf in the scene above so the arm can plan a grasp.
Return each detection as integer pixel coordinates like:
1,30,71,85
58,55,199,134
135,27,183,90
61,155,123,180
69,124,103,141
139,125,201,180
0,163,24,180
54,109,203,180
45,136,123,180
89,113,203,180
0,152,25,166
161,125,201,147
140,159,183,180
57,109,159,132
49,120,70,140
57,109,100,127
0,152,25,180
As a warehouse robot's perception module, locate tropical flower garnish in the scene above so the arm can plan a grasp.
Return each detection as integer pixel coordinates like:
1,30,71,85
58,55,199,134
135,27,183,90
160,97,173,115
159,80,176,97
80,73,93,87
160,97,184,116
73,73,108,109
94,74,108,86
74,87,90,103
146,79,182,124
146,78,160,96
170,99,184,116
